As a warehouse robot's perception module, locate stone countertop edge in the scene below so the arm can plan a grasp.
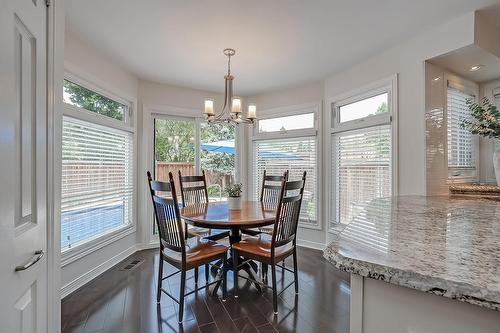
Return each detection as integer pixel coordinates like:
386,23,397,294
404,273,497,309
323,246,500,312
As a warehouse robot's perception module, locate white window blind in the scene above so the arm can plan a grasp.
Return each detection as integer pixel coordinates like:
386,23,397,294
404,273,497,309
447,85,475,169
333,125,391,227
61,117,134,250
494,87,500,109
253,137,317,225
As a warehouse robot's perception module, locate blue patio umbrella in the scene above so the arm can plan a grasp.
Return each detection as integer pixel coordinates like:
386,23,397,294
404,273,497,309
200,139,302,160
200,140,235,154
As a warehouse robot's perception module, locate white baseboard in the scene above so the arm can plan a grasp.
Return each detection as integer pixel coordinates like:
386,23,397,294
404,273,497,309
61,239,323,299
297,238,325,250
61,244,137,299
136,242,159,251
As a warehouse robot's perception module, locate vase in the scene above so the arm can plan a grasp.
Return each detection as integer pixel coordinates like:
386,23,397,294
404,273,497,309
494,148,500,187
227,196,242,210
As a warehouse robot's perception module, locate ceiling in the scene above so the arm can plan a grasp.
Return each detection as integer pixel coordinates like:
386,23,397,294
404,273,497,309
429,45,500,83
66,0,500,95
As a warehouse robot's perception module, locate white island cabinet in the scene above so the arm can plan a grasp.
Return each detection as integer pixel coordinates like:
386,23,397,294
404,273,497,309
324,196,500,333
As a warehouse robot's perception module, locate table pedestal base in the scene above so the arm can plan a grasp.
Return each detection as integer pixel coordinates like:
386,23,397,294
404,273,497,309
210,227,263,295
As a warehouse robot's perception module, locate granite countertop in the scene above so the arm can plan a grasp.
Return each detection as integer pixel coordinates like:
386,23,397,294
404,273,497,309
323,195,500,311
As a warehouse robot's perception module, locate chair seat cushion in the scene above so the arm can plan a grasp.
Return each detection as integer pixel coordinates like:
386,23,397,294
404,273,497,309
232,234,293,260
241,226,273,236
162,237,228,268
186,225,211,237
187,225,229,241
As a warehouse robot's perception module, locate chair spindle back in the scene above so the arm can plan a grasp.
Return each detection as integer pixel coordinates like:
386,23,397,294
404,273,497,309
147,171,186,253
178,170,209,207
260,170,289,208
272,171,307,248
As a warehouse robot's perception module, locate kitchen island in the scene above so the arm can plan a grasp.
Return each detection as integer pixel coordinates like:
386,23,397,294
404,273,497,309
324,196,500,333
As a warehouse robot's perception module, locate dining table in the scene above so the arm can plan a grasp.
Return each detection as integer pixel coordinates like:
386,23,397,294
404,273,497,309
180,200,276,293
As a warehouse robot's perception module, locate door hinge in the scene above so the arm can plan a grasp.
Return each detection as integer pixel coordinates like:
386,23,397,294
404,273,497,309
46,0,51,7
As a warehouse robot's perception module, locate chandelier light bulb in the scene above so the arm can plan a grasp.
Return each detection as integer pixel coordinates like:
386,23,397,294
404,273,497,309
247,104,257,119
231,97,242,114
204,99,215,115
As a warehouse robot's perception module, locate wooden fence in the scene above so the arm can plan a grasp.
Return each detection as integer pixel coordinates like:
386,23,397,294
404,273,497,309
155,162,231,197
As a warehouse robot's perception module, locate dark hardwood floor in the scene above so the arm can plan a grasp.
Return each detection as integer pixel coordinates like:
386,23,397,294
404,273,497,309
61,246,350,333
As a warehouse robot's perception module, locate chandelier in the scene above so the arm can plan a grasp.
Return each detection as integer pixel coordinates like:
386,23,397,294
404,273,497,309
203,48,256,124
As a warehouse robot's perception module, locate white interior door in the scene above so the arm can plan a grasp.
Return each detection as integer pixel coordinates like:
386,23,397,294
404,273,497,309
0,0,48,332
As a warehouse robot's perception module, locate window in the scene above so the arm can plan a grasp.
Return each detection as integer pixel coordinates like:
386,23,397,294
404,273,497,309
446,82,477,179
258,113,315,133
252,106,319,227
253,138,317,225
331,79,395,230
494,87,500,107
61,118,133,250
63,79,128,122
61,77,135,252
338,92,388,122
333,125,391,226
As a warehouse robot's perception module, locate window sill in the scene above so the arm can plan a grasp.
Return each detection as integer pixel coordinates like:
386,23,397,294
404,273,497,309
61,224,136,267
328,223,348,235
298,221,322,230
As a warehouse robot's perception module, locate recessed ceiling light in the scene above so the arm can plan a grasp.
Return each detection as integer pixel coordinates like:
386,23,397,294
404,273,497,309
432,77,441,82
469,65,483,72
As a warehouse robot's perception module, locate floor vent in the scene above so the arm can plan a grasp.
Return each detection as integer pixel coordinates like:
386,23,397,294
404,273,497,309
120,259,143,271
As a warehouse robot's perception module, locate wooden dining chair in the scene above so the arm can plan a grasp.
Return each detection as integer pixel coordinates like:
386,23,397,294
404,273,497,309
242,170,288,237
148,171,205,286
178,170,230,240
147,171,228,323
232,171,306,314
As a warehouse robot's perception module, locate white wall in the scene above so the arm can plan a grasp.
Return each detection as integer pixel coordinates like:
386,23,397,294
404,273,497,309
324,12,476,198
61,32,139,293
64,32,138,99
247,81,324,111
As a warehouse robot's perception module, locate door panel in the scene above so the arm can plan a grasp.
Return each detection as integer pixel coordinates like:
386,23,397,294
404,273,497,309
15,13,38,230
0,0,48,332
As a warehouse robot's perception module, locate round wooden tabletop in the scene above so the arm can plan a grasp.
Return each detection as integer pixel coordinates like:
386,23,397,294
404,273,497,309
180,201,276,230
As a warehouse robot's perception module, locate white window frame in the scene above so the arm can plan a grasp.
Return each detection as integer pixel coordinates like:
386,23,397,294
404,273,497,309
444,74,479,182
64,71,134,127
60,71,137,266
327,75,398,233
251,102,322,230
142,104,243,245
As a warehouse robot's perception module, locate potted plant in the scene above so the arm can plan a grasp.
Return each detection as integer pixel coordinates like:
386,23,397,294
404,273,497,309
462,97,500,185
225,183,243,210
